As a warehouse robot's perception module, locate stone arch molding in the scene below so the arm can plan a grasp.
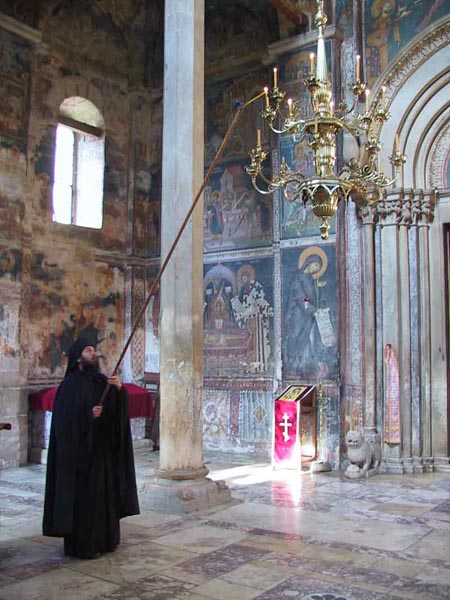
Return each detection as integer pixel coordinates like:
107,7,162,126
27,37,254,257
372,15,450,190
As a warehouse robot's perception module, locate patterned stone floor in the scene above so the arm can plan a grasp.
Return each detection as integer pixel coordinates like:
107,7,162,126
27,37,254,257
1,449,450,599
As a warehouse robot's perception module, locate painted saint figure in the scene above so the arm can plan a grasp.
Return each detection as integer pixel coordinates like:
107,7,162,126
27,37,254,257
284,247,336,378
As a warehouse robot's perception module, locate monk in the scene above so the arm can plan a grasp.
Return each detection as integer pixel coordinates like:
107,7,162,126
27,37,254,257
43,338,139,559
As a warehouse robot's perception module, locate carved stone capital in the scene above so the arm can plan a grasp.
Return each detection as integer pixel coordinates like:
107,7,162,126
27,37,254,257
376,197,403,226
374,189,436,227
411,191,437,227
355,201,377,226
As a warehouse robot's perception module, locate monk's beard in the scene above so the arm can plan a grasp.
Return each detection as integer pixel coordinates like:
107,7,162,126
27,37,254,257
79,356,100,374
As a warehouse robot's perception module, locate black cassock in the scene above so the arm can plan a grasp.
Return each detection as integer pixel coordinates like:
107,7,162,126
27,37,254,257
43,369,140,558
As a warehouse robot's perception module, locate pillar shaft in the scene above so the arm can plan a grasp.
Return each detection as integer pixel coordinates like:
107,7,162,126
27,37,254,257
159,0,205,475
360,204,377,431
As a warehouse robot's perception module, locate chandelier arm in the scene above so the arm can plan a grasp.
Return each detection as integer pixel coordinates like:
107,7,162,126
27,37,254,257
266,122,292,135
337,95,360,118
339,119,365,142
250,176,278,195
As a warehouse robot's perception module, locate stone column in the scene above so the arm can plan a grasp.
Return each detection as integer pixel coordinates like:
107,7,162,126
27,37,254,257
412,191,435,470
356,199,377,433
398,193,413,468
144,0,230,512
377,191,406,471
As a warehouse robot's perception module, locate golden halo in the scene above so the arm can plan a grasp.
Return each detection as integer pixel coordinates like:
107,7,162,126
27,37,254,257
237,264,256,287
298,246,328,279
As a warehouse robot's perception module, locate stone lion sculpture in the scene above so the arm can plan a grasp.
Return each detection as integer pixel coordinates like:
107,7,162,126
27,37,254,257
345,430,379,478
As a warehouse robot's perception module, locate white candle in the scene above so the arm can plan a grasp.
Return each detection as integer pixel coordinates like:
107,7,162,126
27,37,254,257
356,54,361,81
273,67,278,89
365,88,370,112
310,52,315,76
257,128,262,147
264,87,269,108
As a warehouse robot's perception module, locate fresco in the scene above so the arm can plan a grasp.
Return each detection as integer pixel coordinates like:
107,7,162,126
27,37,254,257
206,71,270,165
27,252,124,380
0,247,21,282
0,144,26,239
205,1,279,76
0,30,31,149
133,135,161,258
204,160,272,252
365,0,449,84
0,246,21,358
279,134,336,239
41,2,129,76
203,258,274,377
145,265,160,374
336,0,354,37
282,244,337,380
278,44,336,240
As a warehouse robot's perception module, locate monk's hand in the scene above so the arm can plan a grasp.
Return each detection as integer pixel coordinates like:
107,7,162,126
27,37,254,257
92,405,103,418
108,374,122,390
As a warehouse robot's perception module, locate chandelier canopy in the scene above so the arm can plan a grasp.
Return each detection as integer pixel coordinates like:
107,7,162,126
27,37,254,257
246,0,406,239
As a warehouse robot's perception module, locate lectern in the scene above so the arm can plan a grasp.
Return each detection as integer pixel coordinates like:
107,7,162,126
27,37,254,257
272,384,317,469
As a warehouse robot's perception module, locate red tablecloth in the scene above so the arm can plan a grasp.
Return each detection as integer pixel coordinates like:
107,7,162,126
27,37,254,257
28,383,155,419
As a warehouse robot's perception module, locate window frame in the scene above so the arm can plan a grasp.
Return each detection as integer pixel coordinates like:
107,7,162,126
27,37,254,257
52,115,105,229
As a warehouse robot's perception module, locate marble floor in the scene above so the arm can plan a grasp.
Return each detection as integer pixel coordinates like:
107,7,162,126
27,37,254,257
1,450,450,600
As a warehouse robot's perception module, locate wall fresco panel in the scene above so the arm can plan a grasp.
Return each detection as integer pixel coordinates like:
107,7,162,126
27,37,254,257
203,257,274,378
282,244,337,381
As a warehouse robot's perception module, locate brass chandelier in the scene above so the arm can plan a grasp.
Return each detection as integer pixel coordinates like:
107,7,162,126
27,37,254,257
245,0,406,239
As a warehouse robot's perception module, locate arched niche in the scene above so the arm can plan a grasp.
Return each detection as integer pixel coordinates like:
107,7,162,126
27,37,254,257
372,14,450,190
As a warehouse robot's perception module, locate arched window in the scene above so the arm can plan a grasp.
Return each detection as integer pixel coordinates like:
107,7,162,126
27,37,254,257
52,97,105,228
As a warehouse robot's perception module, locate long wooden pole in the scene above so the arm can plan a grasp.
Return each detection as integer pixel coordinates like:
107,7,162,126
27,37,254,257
99,91,265,405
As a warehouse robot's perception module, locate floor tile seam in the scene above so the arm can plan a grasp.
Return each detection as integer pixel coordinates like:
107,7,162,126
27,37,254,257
250,559,386,587
255,539,433,570
399,526,440,555
251,569,424,600
0,559,74,582
63,561,163,585
0,565,124,592
240,525,437,557
124,539,201,557
249,548,420,577
63,547,198,579
149,537,243,556
216,569,295,591
192,575,270,596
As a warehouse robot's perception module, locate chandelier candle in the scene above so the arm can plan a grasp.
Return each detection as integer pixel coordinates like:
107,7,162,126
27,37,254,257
245,0,407,239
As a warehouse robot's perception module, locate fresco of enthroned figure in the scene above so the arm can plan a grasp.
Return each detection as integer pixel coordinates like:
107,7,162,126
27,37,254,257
203,262,274,376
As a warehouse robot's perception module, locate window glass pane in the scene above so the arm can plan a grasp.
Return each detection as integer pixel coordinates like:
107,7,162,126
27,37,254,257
52,182,72,224
75,136,104,229
54,125,74,185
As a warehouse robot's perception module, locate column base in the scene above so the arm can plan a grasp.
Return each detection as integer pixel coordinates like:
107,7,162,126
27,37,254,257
310,459,331,473
140,475,232,514
434,456,450,472
380,458,407,474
